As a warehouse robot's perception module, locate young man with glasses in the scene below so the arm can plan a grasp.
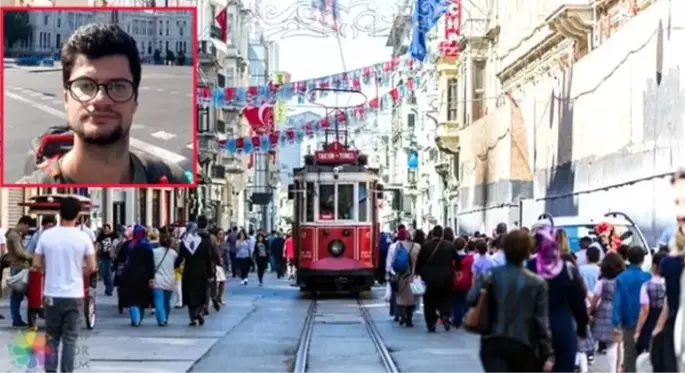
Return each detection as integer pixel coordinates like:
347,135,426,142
18,23,188,184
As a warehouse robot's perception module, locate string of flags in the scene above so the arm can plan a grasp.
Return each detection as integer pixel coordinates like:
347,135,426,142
197,55,419,107
218,78,418,154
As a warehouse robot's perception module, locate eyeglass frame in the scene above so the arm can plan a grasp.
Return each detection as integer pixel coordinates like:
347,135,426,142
64,77,137,103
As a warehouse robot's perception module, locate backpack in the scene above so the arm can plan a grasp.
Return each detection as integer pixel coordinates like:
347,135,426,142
454,253,474,292
392,242,411,274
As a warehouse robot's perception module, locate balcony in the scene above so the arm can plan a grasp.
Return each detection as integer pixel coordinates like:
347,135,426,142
222,155,244,174
461,18,489,40
435,121,460,154
198,40,216,66
545,3,594,41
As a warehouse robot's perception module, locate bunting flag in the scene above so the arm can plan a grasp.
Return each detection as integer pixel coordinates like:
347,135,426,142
311,0,340,31
196,55,418,107
214,8,227,42
410,0,451,61
219,78,418,154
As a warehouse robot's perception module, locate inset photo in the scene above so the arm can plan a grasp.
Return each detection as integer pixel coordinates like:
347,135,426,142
2,7,197,187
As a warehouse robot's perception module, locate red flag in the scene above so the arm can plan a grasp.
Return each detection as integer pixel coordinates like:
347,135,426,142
242,105,274,134
215,8,227,42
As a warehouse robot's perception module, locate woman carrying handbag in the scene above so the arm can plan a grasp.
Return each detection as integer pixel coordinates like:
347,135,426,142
464,229,555,372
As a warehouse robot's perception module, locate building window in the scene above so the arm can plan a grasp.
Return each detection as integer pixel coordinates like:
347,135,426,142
139,189,148,226
159,20,163,36
166,20,169,36
447,78,458,121
44,14,48,26
472,60,486,122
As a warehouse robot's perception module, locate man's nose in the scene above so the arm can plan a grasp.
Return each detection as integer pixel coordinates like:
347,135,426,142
90,86,114,105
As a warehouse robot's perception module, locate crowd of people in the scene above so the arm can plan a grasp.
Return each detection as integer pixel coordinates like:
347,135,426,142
380,172,685,373
0,195,299,372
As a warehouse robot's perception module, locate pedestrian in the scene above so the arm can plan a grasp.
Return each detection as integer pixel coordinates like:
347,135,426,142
527,224,589,372
152,226,178,326
26,215,56,255
32,197,97,373
114,224,155,326
451,236,473,327
590,252,626,373
95,223,118,296
268,230,277,273
389,228,420,327
227,227,239,278
6,215,34,327
470,228,555,372
248,229,257,273
633,252,665,356
254,233,270,286
414,225,458,332
471,239,494,278
235,230,252,285
385,225,408,322
611,246,651,372
284,233,295,280
217,230,230,275
270,231,286,279
175,218,215,326
575,236,597,266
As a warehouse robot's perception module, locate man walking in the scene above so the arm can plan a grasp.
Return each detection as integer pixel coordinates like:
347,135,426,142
7,215,34,327
227,227,238,278
32,197,97,373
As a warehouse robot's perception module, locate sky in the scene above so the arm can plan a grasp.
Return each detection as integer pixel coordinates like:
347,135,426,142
254,0,402,116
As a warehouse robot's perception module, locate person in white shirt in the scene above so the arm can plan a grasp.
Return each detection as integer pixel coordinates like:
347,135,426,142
152,227,178,326
32,197,96,373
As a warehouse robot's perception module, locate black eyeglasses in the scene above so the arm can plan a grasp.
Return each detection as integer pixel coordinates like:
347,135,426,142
66,77,136,103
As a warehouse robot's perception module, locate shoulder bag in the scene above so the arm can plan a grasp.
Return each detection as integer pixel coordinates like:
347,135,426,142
463,273,492,334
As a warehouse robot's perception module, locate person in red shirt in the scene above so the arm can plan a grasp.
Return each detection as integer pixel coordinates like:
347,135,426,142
451,237,474,327
284,233,295,280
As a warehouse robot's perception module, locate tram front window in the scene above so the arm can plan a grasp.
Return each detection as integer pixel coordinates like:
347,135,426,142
338,184,355,220
319,184,335,220
358,182,368,222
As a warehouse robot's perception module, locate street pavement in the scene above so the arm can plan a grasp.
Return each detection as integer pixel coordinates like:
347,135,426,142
0,272,613,372
2,64,194,183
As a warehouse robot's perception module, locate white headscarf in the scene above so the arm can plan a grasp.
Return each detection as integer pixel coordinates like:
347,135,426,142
182,222,202,255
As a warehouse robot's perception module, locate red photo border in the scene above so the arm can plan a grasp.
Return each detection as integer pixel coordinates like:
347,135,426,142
0,5,199,188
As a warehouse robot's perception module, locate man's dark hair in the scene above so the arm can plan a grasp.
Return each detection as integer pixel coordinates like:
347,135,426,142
496,222,508,235
475,239,488,255
42,215,57,226
454,237,466,251
232,226,238,232
502,230,532,265
197,215,208,229
18,215,33,225
652,251,665,269
580,236,592,248
59,197,81,221
443,227,455,242
600,252,625,279
627,246,645,265
61,23,142,92
432,225,443,239
586,246,601,263
103,223,111,230
248,229,255,236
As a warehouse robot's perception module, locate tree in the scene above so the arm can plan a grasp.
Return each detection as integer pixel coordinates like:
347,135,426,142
4,11,31,50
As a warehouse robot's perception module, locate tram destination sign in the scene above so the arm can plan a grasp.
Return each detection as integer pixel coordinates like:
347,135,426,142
314,150,358,163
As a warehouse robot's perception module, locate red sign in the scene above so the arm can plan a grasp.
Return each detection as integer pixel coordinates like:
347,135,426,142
314,151,357,163
439,0,462,57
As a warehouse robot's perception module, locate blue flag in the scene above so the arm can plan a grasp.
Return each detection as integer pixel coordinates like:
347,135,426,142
410,0,451,61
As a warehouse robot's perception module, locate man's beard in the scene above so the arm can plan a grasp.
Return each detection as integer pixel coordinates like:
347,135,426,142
73,119,128,146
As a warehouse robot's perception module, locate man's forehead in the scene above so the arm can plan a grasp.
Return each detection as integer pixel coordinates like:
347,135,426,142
70,54,132,81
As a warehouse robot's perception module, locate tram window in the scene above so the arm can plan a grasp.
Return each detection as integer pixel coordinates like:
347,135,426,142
319,184,335,220
305,182,315,222
358,182,368,222
337,184,355,220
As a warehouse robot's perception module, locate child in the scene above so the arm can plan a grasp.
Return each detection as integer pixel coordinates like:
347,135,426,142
591,252,625,373
635,252,665,353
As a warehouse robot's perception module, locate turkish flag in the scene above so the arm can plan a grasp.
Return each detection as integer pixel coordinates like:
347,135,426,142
215,8,227,42
242,105,274,133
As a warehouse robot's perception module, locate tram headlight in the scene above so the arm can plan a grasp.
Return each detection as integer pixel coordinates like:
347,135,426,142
328,240,345,257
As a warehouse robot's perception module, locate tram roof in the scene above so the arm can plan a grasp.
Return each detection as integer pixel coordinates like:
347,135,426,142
293,164,379,176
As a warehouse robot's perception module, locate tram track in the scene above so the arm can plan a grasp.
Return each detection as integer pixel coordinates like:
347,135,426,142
293,297,399,373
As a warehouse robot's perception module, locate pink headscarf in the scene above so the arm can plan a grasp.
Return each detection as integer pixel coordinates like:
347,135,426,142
535,225,563,279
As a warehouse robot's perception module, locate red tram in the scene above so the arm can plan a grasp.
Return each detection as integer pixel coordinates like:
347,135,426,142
288,141,384,293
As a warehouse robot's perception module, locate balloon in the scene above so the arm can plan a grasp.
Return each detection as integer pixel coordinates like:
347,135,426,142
226,139,237,153
184,171,194,183
408,151,419,169
243,137,253,153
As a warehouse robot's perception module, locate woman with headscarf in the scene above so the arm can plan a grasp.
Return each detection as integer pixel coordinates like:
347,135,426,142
174,218,215,326
114,224,155,326
389,228,421,327
114,226,134,314
527,225,589,372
